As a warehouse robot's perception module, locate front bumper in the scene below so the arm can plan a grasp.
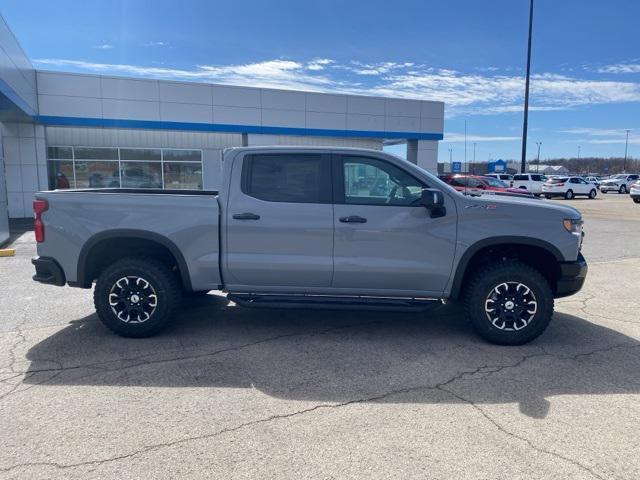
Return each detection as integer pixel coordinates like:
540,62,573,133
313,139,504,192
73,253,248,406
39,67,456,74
599,184,620,192
32,256,66,286
555,252,588,298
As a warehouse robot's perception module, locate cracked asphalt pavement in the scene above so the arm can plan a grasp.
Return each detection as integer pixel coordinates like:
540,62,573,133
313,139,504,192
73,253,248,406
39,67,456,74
1,194,639,479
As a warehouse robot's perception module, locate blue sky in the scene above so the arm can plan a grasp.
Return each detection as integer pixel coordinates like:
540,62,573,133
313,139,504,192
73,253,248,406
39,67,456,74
1,0,639,162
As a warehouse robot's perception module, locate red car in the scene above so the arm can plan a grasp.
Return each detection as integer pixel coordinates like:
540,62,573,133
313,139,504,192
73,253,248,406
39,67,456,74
440,175,532,197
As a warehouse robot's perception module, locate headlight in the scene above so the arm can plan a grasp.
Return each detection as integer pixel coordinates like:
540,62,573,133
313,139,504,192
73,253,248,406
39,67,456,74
563,218,583,236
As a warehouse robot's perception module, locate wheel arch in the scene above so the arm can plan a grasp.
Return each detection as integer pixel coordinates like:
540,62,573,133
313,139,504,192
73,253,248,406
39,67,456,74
449,237,563,301
76,229,192,291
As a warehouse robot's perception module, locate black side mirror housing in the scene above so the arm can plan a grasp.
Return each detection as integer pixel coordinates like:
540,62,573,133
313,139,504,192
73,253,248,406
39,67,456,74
420,188,446,218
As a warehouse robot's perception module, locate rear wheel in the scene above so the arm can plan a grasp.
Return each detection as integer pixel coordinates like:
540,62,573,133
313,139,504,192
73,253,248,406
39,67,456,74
464,261,554,345
589,189,597,199
94,257,181,337
565,189,574,200
545,195,552,199
634,198,640,204
620,185,627,194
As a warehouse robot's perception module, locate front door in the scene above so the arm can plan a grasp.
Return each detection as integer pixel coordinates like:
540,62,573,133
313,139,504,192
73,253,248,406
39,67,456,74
224,152,334,288
332,154,456,296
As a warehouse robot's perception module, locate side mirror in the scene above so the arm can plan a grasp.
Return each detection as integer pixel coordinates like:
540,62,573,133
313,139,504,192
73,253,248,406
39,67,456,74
421,188,444,208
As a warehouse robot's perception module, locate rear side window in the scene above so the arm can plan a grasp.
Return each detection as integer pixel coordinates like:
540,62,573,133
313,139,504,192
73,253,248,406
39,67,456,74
531,175,544,181
242,154,331,203
513,174,528,181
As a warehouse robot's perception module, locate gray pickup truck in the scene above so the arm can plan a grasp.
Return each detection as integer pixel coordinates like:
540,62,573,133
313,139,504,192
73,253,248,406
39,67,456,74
32,146,587,345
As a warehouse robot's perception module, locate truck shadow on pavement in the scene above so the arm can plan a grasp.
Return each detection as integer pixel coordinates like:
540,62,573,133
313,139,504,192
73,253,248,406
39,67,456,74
24,294,640,419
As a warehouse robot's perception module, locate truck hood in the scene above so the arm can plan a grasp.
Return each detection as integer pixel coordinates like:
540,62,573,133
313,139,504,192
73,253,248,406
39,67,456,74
459,193,582,219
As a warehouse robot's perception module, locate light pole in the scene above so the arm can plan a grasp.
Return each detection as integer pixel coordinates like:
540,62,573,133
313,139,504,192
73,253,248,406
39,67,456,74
624,129,630,172
535,141,542,172
520,0,534,174
448,148,453,172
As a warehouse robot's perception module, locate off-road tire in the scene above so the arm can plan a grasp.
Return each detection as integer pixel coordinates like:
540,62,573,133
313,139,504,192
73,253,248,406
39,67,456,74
94,257,181,337
464,261,554,345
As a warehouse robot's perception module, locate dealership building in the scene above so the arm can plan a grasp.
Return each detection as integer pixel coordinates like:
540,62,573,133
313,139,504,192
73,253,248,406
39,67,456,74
0,15,444,244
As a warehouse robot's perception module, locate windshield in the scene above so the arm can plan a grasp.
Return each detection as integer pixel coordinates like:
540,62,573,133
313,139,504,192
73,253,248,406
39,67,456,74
613,174,627,179
482,176,507,188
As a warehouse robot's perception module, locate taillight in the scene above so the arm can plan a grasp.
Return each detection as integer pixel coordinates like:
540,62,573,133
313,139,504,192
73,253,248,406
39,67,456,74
33,199,48,243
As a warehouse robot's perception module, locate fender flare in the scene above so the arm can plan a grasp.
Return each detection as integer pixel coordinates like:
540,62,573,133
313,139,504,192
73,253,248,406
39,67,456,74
76,229,192,290
448,236,564,300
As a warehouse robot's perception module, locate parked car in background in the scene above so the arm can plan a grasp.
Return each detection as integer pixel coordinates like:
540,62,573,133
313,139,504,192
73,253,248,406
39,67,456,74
440,175,531,197
584,176,601,188
512,173,547,195
630,180,640,203
542,176,598,200
599,174,639,194
485,173,514,186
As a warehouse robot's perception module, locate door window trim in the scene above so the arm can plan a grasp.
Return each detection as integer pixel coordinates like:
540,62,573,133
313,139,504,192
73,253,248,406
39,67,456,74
332,154,427,207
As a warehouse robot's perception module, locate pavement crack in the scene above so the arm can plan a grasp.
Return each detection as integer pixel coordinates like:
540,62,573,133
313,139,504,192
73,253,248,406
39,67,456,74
2,342,639,473
436,385,608,480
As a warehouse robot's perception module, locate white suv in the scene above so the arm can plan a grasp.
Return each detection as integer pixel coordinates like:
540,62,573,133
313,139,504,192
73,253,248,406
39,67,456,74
512,173,547,195
630,180,640,203
542,176,598,200
599,174,639,194
485,173,513,186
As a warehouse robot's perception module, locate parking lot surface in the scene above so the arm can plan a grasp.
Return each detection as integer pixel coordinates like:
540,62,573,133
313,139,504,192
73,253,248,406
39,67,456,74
1,193,639,479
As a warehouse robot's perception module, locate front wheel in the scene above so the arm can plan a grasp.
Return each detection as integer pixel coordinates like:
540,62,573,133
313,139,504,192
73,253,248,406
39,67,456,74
589,189,597,199
634,198,640,204
464,261,554,345
620,185,627,194
94,257,182,337
565,189,574,200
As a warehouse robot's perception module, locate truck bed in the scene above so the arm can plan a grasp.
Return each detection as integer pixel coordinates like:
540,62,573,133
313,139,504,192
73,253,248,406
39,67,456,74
35,188,222,291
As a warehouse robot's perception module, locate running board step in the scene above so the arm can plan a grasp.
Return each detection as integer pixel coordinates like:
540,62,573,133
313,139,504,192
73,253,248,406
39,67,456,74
227,294,441,312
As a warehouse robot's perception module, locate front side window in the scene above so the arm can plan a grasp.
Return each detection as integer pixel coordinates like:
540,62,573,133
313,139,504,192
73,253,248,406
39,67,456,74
243,154,330,203
513,174,528,181
341,156,423,206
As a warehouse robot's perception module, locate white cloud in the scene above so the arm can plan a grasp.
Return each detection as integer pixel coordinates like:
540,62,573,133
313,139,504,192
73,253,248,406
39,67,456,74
307,58,333,71
597,63,640,74
143,41,169,47
95,44,113,50
33,57,640,116
562,127,639,144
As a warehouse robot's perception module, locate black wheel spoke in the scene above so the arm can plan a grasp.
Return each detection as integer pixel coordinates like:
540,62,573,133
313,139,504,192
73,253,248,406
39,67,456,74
108,275,158,324
484,281,537,331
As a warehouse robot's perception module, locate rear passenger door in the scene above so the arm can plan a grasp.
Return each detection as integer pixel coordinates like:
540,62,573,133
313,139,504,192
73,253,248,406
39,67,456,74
224,152,334,288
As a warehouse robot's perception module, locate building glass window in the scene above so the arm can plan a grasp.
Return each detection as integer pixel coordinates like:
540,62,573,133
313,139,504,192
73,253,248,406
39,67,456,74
46,146,203,190
121,161,163,188
163,163,202,190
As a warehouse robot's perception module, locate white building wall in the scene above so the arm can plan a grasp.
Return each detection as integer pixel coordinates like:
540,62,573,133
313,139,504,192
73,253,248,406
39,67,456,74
36,71,444,140
2,122,46,217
